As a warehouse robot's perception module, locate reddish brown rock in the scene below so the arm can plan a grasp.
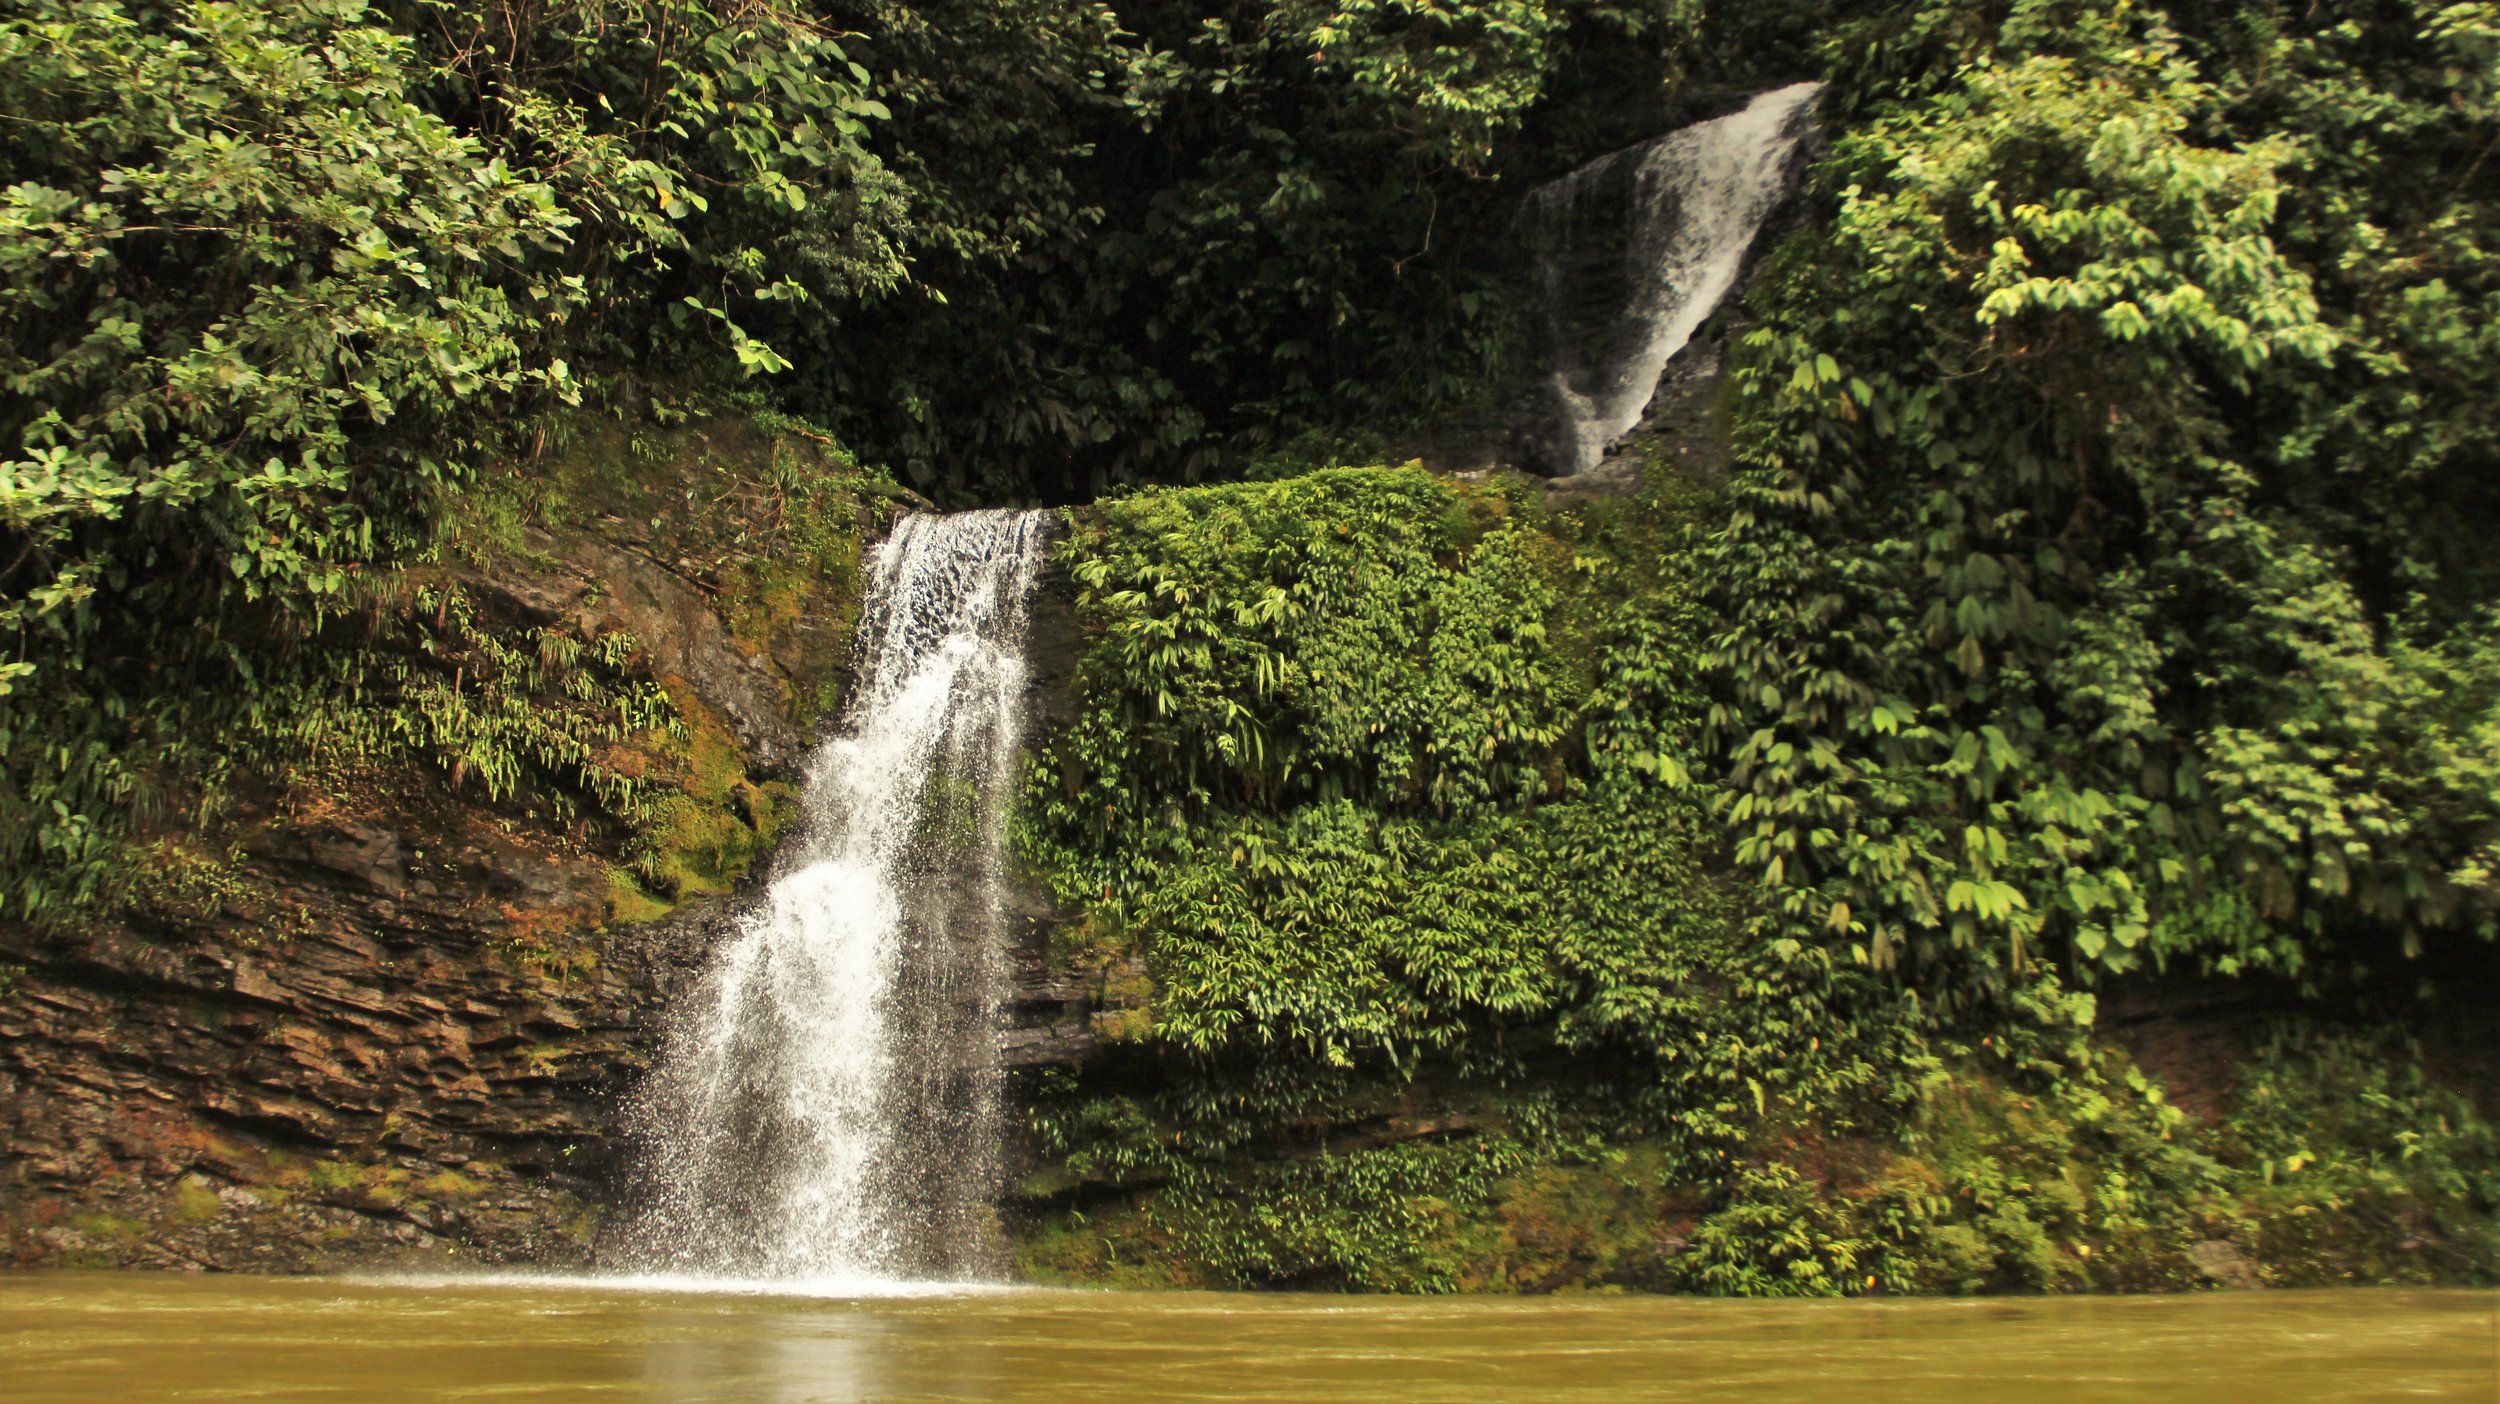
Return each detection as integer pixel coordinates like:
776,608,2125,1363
0,434,1100,1274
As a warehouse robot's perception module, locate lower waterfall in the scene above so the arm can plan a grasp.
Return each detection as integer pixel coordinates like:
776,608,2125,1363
617,508,1051,1285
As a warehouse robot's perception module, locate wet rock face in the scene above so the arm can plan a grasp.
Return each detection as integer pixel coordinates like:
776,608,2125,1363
460,528,812,779
0,808,720,1272
0,474,1109,1275
1414,84,1823,493
0,420,878,1274
992,557,1144,1078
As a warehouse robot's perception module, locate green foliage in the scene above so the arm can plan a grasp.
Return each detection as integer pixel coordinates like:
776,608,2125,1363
789,0,1719,499
1658,1019,2500,1299
1041,467,1570,830
0,0,558,912
1008,4,2500,1259
2215,1024,2500,1284
1015,462,1951,1285
1148,1139,1529,1292
0,0,902,919
2,0,2491,1300
1014,457,2499,1297
2,0,576,640
264,580,675,824
1705,0,2500,997
1670,1163,1872,1296
1024,467,1747,1073
1023,1125,1692,1293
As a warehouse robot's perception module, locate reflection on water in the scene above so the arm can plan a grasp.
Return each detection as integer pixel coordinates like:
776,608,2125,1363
2,1273,2494,1403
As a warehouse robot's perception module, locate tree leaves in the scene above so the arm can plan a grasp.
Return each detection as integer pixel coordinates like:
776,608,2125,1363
0,0,901,916
1704,0,2500,996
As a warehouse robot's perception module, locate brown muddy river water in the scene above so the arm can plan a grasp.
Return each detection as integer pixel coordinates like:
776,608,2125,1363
2,1274,2493,1402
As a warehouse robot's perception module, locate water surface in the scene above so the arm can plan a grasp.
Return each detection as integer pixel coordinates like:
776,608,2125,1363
3,1275,2492,1402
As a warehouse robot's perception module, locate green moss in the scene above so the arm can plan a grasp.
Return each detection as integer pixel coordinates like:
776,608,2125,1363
628,692,796,899
305,1161,363,1194
1016,1203,1207,1291
115,404,891,957
1467,1147,1691,1292
415,1170,488,1200
170,1180,223,1225
605,868,673,926
1018,1134,1702,1294
70,1213,143,1242
464,408,887,733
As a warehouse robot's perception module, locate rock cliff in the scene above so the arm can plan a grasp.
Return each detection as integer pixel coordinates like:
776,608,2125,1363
0,416,923,1271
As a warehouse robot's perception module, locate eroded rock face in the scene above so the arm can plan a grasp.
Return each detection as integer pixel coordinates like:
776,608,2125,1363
995,558,1126,1076
0,469,1117,1274
0,820,711,1271
0,420,887,1273
459,528,811,779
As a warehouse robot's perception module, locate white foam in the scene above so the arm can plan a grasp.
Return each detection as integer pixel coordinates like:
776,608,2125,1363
1526,82,1823,474
355,1270,1024,1301
612,510,1052,1285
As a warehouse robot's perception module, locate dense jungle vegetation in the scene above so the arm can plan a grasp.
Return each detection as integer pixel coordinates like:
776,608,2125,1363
3,0,2496,1291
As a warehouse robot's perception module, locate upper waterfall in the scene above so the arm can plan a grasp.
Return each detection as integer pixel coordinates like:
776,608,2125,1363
616,508,1051,1287
1520,82,1822,475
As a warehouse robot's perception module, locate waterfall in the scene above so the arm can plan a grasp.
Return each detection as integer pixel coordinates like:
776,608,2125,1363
618,508,1051,1287
1521,82,1821,475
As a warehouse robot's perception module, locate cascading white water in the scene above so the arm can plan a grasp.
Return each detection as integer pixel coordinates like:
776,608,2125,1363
618,509,1050,1287
1523,82,1822,475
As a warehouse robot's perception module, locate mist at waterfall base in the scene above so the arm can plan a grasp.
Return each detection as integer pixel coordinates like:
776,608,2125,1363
606,509,1051,1294
1507,82,1821,476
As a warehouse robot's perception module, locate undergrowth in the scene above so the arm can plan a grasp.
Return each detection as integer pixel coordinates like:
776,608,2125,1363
1010,460,2500,1295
